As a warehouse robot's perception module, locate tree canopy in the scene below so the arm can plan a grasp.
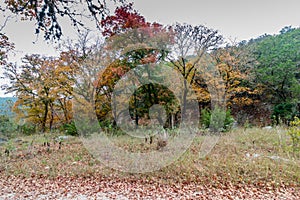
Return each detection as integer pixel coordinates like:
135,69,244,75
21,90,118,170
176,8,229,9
252,27,300,123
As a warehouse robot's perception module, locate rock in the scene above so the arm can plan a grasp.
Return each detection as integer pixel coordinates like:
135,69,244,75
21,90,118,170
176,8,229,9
245,153,261,159
232,121,238,129
14,139,23,143
56,135,69,141
253,153,260,158
0,138,8,145
262,126,272,130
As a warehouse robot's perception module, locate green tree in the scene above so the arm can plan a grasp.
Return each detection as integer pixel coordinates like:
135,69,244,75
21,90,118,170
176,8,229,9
253,27,300,123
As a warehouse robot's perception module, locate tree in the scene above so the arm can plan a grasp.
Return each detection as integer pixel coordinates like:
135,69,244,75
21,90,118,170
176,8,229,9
2,54,77,132
209,44,267,125
101,3,150,37
96,4,174,127
253,27,300,123
4,0,126,40
168,23,223,117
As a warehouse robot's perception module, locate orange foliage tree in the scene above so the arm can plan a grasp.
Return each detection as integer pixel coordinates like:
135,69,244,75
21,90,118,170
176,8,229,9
194,44,266,125
2,53,77,132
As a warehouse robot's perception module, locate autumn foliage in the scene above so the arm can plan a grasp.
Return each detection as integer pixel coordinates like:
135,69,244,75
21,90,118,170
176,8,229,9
3,53,77,132
1,3,299,132
101,3,163,37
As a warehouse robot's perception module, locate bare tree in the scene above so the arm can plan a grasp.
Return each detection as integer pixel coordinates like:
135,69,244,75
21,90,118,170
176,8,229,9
168,23,223,117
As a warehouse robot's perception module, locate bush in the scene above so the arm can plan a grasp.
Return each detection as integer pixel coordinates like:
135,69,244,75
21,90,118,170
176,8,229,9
200,108,211,129
272,102,298,125
99,120,115,133
200,107,234,132
68,119,105,137
223,109,235,131
0,115,18,137
61,121,78,136
19,123,36,135
288,116,300,153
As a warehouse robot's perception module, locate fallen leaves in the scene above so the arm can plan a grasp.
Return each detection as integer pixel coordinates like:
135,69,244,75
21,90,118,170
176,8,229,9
0,130,299,199
0,175,299,199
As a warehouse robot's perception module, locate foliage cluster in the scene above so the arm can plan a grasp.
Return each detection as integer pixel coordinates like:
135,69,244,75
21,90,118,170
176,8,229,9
0,3,299,134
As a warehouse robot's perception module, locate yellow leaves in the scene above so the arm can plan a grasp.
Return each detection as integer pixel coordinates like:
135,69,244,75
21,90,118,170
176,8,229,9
175,46,262,113
232,97,254,106
232,80,240,87
8,53,80,131
290,117,300,127
232,87,247,93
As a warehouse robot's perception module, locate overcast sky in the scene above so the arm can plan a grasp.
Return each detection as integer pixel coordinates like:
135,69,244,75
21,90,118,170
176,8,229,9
1,0,300,96
134,0,300,40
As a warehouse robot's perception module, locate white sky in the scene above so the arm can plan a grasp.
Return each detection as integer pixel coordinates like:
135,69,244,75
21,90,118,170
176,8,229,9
1,0,300,96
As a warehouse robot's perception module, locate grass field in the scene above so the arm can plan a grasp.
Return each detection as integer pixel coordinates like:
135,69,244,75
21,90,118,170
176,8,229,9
0,127,299,188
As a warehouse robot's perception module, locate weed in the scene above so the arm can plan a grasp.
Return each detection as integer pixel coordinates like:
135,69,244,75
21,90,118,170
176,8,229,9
288,117,300,153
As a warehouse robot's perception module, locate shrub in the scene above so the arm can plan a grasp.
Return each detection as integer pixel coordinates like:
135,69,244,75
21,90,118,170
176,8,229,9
0,115,18,137
68,119,105,137
61,121,78,136
272,102,297,125
200,108,211,129
223,109,235,131
200,107,234,132
19,123,36,135
288,116,300,153
99,120,115,134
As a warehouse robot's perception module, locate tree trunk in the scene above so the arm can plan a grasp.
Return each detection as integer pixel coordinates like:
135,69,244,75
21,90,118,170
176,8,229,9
49,103,54,131
134,92,139,127
182,80,188,120
171,114,174,129
41,101,49,133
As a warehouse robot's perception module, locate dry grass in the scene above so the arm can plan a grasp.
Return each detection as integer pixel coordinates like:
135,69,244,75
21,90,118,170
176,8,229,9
0,127,299,187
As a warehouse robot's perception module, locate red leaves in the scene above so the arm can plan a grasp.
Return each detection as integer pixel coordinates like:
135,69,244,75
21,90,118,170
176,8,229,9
140,54,157,64
101,3,161,37
110,65,129,77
